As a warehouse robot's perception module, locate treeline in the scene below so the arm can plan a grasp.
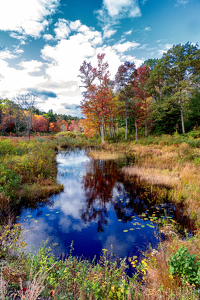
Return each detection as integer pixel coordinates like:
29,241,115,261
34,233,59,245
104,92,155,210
0,98,83,136
79,42,200,142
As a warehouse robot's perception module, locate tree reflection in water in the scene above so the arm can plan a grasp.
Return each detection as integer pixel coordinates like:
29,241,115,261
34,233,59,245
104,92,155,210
81,159,120,232
80,157,195,234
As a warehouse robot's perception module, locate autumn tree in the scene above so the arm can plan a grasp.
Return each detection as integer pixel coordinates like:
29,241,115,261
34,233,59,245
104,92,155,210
32,115,48,132
79,54,113,142
58,119,68,132
132,65,151,137
49,121,59,132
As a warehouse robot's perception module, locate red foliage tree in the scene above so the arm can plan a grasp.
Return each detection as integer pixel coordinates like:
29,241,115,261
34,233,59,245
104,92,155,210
79,53,113,142
132,65,152,137
32,115,48,132
49,122,59,132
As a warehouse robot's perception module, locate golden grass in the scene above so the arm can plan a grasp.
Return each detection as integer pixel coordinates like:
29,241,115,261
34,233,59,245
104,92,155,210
121,166,180,188
89,150,126,160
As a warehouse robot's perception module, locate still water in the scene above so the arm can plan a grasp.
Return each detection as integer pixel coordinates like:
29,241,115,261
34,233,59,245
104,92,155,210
18,148,191,261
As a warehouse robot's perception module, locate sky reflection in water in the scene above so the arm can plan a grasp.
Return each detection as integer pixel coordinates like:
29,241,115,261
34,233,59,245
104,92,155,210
20,148,161,260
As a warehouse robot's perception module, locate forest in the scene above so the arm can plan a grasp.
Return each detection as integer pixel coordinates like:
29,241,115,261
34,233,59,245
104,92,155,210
79,42,200,141
0,42,200,142
0,97,82,137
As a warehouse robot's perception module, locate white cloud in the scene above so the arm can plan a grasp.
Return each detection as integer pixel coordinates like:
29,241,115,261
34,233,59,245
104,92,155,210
124,30,132,35
0,50,17,60
139,44,148,49
113,41,140,52
70,20,81,31
43,34,54,40
103,28,117,39
144,26,151,31
0,19,144,115
121,54,143,68
0,58,46,98
10,32,26,41
18,60,43,73
54,19,71,39
102,0,141,18
0,0,59,38
15,49,24,54
157,44,173,56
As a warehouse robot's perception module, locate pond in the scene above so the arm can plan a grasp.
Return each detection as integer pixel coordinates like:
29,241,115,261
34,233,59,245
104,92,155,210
18,148,193,262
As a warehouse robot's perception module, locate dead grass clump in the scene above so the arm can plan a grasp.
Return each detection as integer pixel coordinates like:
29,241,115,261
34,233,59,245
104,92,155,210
89,150,126,160
19,180,63,201
122,166,180,188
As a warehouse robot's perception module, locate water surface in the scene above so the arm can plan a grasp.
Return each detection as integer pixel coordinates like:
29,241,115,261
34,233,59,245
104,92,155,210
18,148,191,261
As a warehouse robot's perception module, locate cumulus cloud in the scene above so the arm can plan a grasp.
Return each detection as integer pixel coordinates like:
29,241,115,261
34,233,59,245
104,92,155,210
157,44,173,56
0,50,17,60
100,0,141,18
43,34,54,40
0,58,46,98
113,41,140,52
120,54,143,68
0,0,60,38
0,18,144,115
69,20,81,31
19,60,44,73
54,19,71,39
103,27,117,39
144,26,151,31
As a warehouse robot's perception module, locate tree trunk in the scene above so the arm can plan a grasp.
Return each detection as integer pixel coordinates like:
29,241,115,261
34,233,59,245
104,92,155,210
101,115,105,142
145,99,148,137
109,115,112,138
125,105,128,140
180,96,185,134
135,121,138,141
145,118,147,137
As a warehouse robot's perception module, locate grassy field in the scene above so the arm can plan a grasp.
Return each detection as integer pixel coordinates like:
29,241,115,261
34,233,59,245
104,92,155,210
1,132,200,299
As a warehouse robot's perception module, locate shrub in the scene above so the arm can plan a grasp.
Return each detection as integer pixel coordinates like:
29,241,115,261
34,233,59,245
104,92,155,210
169,246,200,286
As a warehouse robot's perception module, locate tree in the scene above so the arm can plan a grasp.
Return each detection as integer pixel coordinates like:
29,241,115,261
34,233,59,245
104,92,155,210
49,122,59,132
161,42,200,134
132,65,151,137
115,61,136,140
79,54,113,142
15,93,37,139
32,115,48,132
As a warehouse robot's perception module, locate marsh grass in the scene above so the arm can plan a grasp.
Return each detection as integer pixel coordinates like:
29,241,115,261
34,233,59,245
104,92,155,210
0,137,63,218
55,131,101,148
89,149,126,160
121,166,180,188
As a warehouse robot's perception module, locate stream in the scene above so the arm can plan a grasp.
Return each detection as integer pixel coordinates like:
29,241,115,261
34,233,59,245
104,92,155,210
18,148,193,262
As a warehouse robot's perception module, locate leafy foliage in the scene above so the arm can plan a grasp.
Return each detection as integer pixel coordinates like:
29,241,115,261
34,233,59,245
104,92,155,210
169,246,200,286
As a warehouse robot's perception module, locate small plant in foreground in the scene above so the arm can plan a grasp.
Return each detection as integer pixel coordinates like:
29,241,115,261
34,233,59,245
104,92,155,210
169,246,200,286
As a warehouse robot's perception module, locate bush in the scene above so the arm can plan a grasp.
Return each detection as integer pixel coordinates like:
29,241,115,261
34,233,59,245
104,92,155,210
169,246,200,286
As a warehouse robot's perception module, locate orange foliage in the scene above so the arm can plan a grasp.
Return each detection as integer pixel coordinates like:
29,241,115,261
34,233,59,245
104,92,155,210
49,122,59,132
32,115,48,132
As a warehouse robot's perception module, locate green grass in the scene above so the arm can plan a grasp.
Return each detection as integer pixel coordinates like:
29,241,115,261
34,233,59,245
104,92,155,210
0,137,63,218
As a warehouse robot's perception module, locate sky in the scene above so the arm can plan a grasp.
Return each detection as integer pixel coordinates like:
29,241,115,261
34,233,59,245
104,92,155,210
0,0,200,117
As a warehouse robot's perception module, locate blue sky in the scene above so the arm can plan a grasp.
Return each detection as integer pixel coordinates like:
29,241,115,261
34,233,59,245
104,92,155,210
0,0,199,116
